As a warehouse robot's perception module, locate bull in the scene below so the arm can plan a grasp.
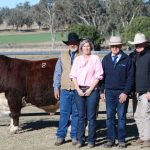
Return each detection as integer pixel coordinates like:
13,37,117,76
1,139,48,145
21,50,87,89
0,55,59,133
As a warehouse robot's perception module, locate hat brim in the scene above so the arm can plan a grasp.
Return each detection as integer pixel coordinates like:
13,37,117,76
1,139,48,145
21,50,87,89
63,41,69,45
128,40,147,45
108,42,123,46
63,40,81,45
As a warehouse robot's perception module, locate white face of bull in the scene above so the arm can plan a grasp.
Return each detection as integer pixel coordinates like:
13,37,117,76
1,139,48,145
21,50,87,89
0,93,10,117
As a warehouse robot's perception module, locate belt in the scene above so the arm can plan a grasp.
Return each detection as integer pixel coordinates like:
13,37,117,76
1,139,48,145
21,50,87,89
79,86,90,93
63,89,75,92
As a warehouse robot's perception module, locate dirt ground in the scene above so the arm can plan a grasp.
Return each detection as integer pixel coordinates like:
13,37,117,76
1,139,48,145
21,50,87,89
0,101,149,150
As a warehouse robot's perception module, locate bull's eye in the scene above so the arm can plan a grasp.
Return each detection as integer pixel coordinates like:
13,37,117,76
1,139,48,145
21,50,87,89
41,62,46,68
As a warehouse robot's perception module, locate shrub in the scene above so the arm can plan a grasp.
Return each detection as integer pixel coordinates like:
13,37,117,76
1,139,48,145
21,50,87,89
122,16,150,44
68,24,104,50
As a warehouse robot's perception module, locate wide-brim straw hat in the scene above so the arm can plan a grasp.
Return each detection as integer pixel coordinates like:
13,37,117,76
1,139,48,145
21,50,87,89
108,36,123,45
128,33,147,45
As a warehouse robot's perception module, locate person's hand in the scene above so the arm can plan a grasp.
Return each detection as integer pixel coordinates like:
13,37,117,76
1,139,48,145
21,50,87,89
77,89,85,96
84,89,92,96
119,93,127,103
100,93,105,102
54,90,60,100
146,92,150,100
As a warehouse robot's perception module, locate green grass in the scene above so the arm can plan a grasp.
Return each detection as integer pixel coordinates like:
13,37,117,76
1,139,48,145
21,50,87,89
0,32,67,44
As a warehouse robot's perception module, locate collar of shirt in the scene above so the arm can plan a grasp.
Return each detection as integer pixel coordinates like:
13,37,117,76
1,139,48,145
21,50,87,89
111,53,122,63
69,51,76,65
69,50,77,56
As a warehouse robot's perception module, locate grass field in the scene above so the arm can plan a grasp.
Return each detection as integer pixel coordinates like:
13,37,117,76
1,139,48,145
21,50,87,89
0,32,67,44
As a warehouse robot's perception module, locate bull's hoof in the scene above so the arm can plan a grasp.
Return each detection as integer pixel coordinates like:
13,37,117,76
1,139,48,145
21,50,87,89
9,125,19,134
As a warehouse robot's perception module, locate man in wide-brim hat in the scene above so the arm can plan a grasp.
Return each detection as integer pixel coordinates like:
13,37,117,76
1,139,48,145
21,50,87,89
53,32,81,146
100,35,134,148
128,33,150,149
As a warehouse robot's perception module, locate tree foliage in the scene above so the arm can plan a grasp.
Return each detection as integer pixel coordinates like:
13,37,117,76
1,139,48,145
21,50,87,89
68,24,104,50
123,16,150,43
0,7,10,25
0,12,3,25
1,0,150,46
3,2,34,30
108,0,145,31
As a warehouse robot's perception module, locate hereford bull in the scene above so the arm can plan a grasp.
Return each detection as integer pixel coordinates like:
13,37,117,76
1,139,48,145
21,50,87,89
0,55,59,133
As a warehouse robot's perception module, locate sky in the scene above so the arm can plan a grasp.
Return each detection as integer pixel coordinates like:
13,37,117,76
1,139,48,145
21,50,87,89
0,0,40,8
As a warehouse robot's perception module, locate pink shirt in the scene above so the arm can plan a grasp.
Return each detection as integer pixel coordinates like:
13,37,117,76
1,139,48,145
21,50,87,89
70,54,103,86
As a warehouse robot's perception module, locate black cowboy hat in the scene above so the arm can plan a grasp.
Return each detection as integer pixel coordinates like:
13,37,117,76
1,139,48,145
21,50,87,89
63,32,81,45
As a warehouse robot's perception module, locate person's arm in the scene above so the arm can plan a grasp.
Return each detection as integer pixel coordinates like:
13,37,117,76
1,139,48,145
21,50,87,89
146,57,150,100
123,57,134,95
99,58,105,101
119,57,134,103
53,58,62,100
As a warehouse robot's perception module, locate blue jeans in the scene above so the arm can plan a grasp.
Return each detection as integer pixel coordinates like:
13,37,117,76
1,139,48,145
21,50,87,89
105,89,128,142
75,89,99,144
56,89,78,140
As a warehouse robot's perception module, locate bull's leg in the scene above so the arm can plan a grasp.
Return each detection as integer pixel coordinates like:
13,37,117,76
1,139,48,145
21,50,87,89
5,92,22,134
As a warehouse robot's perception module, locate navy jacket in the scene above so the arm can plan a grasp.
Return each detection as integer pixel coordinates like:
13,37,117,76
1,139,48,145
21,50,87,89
101,50,134,95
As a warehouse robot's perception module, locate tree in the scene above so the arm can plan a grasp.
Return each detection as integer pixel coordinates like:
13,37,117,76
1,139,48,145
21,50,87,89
122,16,150,43
6,8,24,30
16,2,34,30
108,0,145,31
0,7,10,25
33,5,44,30
5,2,34,30
0,10,3,25
24,11,34,30
37,0,69,49
60,0,107,28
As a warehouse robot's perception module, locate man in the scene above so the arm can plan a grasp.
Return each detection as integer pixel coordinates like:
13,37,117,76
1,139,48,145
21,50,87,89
100,36,134,148
53,32,80,146
128,33,150,148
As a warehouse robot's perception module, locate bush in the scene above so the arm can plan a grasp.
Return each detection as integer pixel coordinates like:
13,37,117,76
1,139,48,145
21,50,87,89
122,16,150,44
68,24,104,50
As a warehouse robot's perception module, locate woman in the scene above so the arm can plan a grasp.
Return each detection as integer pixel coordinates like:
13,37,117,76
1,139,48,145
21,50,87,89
70,39,103,148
